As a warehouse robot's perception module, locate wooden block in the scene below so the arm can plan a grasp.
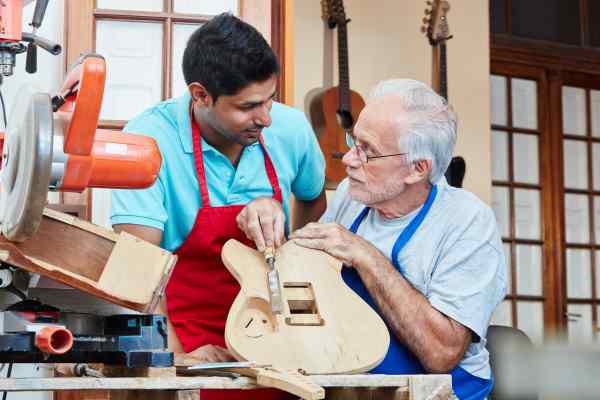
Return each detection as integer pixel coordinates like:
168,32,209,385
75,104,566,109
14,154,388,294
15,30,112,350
408,375,454,400
0,208,177,313
215,366,324,400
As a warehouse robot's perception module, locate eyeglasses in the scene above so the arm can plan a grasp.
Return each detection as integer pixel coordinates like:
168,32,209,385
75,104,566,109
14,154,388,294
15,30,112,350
345,131,408,164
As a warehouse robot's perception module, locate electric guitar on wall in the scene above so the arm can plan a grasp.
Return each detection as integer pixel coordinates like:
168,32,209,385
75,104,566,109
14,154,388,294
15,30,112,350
308,0,365,189
422,0,466,187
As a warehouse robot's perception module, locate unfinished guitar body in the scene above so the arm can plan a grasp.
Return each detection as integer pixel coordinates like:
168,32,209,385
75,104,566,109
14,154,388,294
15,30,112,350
222,239,389,374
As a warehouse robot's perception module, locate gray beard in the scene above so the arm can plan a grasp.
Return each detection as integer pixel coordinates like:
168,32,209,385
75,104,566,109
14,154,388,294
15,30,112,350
350,177,405,205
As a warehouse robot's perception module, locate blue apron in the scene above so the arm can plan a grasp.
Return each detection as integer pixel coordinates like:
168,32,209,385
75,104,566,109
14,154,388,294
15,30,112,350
344,185,493,400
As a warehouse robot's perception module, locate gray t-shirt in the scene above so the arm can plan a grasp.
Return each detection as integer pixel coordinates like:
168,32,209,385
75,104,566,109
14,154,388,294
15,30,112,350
320,177,507,379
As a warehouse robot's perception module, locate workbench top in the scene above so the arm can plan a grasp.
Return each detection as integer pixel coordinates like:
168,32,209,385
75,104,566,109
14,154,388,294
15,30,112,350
0,373,450,391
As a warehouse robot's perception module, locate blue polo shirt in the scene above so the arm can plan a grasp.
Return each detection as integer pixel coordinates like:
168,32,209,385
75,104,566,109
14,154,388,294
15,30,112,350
110,93,325,252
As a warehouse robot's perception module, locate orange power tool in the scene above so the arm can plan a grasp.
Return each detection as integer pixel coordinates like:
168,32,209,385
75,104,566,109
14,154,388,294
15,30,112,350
0,53,162,242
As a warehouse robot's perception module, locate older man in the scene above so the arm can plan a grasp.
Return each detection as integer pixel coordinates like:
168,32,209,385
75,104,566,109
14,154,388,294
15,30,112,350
239,79,506,400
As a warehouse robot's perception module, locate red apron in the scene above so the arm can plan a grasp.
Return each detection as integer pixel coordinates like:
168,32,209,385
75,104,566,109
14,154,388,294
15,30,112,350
165,111,291,400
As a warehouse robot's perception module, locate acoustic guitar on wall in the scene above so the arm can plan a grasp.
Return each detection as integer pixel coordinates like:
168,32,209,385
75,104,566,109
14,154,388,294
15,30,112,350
307,0,365,189
422,0,466,188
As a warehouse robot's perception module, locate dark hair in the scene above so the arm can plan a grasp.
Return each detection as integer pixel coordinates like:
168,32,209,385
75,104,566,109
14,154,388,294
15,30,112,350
182,13,280,102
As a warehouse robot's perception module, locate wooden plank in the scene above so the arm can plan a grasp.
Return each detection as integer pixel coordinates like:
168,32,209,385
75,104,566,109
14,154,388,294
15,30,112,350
283,0,294,106
0,377,257,391
65,0,94,68
0,210,177,313
408,375,453,400
255,369,324,400
214,367,324,400
0,374,435,391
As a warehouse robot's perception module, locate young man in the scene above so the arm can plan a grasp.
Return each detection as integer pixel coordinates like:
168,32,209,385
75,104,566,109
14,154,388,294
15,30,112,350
239,79,507,400
111,13,325,399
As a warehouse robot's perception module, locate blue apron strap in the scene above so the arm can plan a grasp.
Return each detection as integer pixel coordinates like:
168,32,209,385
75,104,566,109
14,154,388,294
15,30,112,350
344,185,493,399
349,206,370,234
390,184,437,271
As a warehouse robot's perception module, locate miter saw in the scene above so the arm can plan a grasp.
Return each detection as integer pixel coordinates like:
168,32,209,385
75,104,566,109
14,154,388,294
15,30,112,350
0,0,163,244
0,0,172,367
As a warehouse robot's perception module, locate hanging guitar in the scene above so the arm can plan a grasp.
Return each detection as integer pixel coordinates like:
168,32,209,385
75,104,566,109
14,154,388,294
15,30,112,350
308,0,364,188
422,0,466,188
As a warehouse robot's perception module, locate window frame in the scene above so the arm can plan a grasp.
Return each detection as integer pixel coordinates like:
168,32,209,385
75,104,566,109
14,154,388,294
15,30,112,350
492,32,600,338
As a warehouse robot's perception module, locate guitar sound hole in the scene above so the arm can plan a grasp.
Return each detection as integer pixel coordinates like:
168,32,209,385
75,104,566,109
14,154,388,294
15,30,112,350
336,110,354,130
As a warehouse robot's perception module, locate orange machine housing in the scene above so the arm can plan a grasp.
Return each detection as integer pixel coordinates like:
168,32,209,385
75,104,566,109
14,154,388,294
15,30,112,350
0,54,161,192
0,0,23,42
54,54,161,192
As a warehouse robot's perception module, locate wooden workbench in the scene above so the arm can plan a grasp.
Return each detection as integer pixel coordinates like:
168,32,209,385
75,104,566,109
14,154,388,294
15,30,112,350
0,374,454,400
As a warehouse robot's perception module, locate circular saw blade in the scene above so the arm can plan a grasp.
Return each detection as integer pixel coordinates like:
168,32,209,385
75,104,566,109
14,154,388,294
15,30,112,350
0,90,53,242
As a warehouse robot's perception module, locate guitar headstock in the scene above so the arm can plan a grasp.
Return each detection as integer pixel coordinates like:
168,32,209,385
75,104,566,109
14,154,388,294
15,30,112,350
321,0,347,28
421,0,452,46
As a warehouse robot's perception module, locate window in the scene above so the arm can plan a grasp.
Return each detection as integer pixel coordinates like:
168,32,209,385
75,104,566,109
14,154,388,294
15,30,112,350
489,65,552,344
60,0,288,226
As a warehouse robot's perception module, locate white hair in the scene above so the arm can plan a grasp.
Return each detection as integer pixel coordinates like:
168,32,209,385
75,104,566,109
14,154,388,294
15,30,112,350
368,79,457,183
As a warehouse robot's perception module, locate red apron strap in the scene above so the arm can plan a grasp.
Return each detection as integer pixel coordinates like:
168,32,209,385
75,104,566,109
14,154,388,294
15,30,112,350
189,106,282,206
190,108,211,206
259,135,283,203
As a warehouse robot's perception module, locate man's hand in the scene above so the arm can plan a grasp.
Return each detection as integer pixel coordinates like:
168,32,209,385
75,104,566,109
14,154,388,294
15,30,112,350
291,222,378,268
236,197,285,252
185,344,235,363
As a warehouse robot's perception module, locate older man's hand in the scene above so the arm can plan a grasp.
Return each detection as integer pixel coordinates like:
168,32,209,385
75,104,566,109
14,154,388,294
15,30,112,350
236,197,285,252
291,222,377,268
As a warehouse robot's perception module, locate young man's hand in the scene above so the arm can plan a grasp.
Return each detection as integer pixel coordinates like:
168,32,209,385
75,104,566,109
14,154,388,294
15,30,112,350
186,344,235,363
236,197,285,252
